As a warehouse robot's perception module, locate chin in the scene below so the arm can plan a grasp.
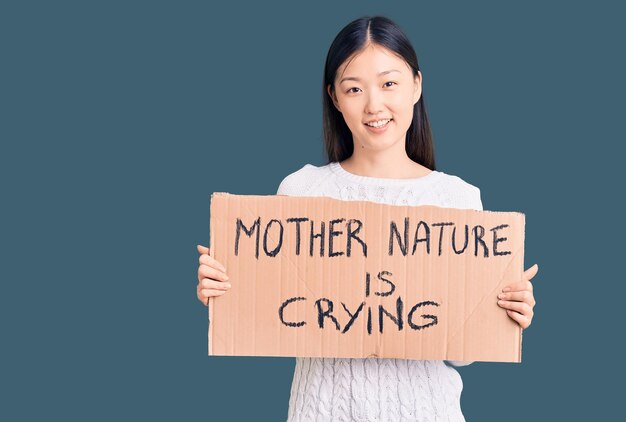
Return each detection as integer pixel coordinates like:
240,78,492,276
361,135,402,150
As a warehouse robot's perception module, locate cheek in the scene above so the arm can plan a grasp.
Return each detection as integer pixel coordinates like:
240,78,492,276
392,97,415,124
340,104,364,127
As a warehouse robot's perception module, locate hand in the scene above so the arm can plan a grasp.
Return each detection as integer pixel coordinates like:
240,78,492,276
196,244,231,306
497,264,539,330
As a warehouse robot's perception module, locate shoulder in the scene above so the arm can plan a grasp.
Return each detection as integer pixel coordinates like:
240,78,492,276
276,163,331,196
430,171,483,211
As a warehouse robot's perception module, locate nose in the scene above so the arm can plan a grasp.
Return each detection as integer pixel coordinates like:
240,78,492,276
365,89,384,115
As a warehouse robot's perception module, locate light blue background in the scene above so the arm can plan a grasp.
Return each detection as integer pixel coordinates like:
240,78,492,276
1,1,622,420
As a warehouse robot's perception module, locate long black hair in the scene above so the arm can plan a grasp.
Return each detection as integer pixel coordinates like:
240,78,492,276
322,16,436,170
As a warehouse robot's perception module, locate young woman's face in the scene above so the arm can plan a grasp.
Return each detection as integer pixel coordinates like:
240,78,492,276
328,43,422,154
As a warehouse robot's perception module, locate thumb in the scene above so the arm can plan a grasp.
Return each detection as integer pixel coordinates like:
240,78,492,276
197,244,210,255
524,263,539,281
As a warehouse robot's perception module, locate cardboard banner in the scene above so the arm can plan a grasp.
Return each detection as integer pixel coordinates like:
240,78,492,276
208,192,525,362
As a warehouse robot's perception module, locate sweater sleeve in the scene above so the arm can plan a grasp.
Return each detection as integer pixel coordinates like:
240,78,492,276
276,164,317,196
276,175,299,196
276,179,289,195
446,183,483,368
276,170,299,196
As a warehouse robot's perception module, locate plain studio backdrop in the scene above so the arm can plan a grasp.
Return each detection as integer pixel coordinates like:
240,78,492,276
1,1,623,420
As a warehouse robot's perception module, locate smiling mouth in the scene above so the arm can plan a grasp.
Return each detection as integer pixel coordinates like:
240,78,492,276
364,118,392,128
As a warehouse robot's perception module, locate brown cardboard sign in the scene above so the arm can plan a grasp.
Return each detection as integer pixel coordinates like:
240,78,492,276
208,192,525,362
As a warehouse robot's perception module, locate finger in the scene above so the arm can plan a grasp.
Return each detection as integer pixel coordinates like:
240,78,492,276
197,284,207,302
524,264,539,281
197,291,209,306
198,264,229,282
502,279,533,293
505,309,530,329
199,254,227,273
497,300,532,316
196,285,209,306
197,244,210,255
201,278,232,290
200,288,227,298
497,290,535,306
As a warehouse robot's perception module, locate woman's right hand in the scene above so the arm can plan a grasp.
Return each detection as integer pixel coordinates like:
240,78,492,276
196,244,231,306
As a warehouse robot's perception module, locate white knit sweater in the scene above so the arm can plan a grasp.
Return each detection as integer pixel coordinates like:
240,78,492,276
276,162,483,422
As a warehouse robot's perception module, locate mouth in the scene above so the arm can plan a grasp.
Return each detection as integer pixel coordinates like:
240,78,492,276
364,118,392,128
364,118,392,132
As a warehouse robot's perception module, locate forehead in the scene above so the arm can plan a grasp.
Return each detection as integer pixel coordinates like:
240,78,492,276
337,44,410,81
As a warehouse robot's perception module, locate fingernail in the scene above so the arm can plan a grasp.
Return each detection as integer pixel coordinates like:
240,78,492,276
498,300,503,305
497,293,504,299
224,274,230,281
225,283,231,288
502,287,510,292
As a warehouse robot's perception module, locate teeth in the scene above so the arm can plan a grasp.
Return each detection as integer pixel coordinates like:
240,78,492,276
366,119,391,128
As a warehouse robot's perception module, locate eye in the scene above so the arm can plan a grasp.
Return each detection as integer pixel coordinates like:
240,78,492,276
384,81,397,88
346,87,361,94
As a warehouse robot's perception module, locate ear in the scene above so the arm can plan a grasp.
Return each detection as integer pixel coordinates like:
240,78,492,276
413,71,423,105
327,84,341,112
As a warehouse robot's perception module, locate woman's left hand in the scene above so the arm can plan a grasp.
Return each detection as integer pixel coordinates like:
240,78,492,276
497,264,539,330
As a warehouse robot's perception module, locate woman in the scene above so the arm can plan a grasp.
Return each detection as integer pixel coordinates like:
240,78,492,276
197,15,538,421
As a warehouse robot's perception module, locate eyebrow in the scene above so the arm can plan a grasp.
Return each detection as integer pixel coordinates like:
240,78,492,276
339,69,401,84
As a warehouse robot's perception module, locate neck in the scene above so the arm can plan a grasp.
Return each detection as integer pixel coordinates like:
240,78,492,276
341,144,429,179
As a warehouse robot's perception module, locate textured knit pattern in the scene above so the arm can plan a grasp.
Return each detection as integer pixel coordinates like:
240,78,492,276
277,162,483,422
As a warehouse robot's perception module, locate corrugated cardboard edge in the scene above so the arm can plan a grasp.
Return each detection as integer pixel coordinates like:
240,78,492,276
518,211,526,363
207,192,231,356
